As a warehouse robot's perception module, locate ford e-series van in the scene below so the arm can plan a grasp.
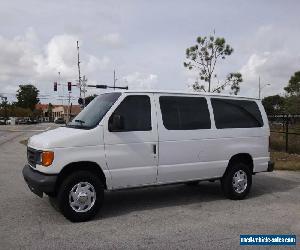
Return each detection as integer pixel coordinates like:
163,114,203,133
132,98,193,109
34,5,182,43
23,91,274,222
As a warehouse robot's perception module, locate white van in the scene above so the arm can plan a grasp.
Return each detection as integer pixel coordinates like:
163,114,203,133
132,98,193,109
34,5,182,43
23,91,274,222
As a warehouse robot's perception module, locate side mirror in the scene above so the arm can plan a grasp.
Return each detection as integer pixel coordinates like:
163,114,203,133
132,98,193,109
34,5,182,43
109,114,124,132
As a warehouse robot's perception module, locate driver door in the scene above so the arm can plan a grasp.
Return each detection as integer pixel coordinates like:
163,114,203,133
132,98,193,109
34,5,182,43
103,94,158,189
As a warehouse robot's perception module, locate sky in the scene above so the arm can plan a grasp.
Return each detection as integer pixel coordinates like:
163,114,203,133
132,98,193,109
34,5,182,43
0,0,300,104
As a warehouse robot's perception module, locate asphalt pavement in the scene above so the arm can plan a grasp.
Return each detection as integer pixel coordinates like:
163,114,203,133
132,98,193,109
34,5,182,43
0,124,299,249
0,123,54,145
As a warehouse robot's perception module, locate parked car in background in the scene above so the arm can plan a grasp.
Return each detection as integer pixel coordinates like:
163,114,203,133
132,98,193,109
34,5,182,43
16,118,27,125
23,90,274,222
54,117,65,124
6,118,11,125
28,118,38,124
15,117,29,124
0,117,6,125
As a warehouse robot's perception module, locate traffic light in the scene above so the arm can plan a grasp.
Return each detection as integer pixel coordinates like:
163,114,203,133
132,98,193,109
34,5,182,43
54,82,57,91
78,97,83,105
68,82,72,92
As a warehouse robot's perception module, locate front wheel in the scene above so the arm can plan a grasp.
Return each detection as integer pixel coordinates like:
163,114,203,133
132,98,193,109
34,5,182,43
57,171,104,222
221,163,252,200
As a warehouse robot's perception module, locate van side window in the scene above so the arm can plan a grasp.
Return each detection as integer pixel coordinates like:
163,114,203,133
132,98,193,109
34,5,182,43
110,95,151,131
159,96,211,130
211,98,263,129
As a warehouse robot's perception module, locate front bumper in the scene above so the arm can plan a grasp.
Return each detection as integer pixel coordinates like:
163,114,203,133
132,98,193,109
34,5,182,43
22,164,58,197
267,161,275,172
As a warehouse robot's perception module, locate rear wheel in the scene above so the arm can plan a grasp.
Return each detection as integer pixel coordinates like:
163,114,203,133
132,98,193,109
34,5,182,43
221,162,252,200
57,171,104,222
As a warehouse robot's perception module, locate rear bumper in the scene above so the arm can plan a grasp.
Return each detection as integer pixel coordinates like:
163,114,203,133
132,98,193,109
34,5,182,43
267,161,275,172
22,164,58,197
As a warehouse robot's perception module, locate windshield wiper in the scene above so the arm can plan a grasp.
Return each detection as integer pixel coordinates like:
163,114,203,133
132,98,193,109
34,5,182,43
66,119,88,129
75,119,85,124
66,119,86,128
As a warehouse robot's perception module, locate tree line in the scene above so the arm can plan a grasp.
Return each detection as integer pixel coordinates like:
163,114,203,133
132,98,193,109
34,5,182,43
262,71,300,115
0,85,41,118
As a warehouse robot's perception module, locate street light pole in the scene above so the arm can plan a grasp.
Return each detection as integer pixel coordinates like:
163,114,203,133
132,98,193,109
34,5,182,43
113,70,118,90
58,71,62,106
259,76,261,99
258,76,270,99
77,41,81,100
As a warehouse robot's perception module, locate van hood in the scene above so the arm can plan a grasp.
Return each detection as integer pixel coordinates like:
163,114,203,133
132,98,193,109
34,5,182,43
28,126,103,149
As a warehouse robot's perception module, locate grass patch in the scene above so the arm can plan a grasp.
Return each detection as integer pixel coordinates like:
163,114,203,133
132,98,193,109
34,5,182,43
271,151,300,171
19,139,28,146
270,131,300,154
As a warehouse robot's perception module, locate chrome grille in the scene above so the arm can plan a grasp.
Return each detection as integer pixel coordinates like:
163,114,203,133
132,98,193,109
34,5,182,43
27,147,39,168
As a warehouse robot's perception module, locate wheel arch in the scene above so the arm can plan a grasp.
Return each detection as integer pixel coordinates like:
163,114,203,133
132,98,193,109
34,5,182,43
55,161,107,195
225,153,254,175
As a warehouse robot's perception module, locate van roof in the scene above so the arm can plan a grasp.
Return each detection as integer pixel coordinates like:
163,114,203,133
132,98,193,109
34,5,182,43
115,89,259,100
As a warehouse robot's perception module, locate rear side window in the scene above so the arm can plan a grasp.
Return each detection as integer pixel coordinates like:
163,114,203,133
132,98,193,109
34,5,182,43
111,95,151,131
159,96,211,130
211,98,263,129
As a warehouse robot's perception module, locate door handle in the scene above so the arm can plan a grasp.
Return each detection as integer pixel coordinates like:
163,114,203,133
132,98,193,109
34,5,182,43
152,144,157,154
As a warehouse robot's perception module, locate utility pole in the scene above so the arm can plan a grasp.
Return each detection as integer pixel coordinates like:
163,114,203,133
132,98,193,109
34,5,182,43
258,76,270,99
82,75,87,107
113,70,117,90
58,71,63,106
258,76,261,99
67,91,71,123
69,102,73,122
77,41,82,101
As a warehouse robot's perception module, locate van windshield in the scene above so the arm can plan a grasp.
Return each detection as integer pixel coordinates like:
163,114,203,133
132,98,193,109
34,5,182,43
67,92,121,129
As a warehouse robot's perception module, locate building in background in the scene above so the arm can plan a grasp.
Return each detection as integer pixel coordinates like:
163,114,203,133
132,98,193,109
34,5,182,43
52,105,81,122
36,104,81,122
36,104,55,122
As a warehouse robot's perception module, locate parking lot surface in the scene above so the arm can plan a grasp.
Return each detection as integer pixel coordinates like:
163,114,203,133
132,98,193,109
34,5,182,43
0,124,299,249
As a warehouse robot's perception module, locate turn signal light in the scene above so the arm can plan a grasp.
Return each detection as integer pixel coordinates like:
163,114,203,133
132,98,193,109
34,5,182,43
41,151,54,167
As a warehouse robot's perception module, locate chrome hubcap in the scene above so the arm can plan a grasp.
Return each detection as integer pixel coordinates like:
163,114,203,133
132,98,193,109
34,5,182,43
69,182,96,213
232,170,248,194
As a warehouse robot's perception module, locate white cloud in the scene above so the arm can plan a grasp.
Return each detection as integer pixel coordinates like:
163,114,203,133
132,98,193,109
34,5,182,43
239,25,300,98
240,51,300,98
35,34,111,81
182,70,196,90
0,29,37,82
0,29,111,96
85,55,111,73
34,34,78,79
1,2,300,102
98,33,122,48
123,72,158,90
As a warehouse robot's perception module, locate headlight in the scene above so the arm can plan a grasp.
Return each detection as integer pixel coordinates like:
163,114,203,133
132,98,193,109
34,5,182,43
41,151,54,167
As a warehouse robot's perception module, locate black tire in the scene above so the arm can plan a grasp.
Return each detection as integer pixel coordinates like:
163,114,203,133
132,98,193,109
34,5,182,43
57,171,104,222
221,162,252,200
